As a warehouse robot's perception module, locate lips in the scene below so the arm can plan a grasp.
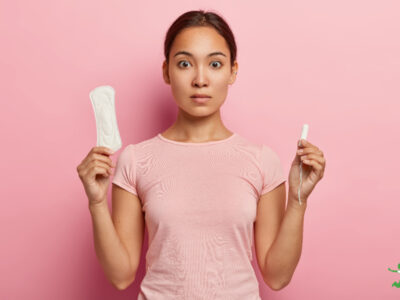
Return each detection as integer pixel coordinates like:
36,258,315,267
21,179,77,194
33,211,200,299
190,94,211,104
191,94,211,98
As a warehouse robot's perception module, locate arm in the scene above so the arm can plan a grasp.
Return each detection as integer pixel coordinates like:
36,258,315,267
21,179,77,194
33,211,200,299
255,183,306,290
89,184,145,290
89,200,133,290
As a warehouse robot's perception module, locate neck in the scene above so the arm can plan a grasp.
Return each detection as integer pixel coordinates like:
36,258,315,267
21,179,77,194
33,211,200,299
162,108,233,142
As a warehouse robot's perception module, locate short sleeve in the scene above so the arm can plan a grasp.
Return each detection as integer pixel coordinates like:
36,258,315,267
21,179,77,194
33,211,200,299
260,144,287,195
112,144,138,196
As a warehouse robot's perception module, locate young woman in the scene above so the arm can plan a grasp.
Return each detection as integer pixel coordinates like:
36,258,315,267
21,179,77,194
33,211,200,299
77,9,326,299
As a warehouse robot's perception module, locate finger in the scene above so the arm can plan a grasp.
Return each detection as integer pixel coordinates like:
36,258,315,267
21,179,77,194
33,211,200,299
94,160,113,171
89,165,111,178
297,143,323,157
300,153,325,165
297,147,324,157
93,153,115,168
93,146,114,156
88,160,113,175
80,161,111,178
82,147,114,167
80,152,115,171
299,139,319,151
300,157,324,175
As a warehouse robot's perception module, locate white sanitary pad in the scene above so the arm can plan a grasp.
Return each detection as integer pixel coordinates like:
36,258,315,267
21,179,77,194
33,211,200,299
89,85,122,152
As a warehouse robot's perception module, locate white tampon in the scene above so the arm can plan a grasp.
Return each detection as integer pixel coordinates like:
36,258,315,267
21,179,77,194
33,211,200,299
298,124,309,205
89,85,122,153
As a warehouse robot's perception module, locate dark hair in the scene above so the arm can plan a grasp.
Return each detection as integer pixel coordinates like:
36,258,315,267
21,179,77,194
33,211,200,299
164,10,237,68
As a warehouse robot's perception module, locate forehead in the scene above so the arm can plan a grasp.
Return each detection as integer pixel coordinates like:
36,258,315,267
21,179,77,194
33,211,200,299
171,26,229,55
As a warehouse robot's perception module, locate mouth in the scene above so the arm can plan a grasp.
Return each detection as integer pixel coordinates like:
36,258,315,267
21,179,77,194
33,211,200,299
190,94,211,104
190,96,211,104
190,94,211,98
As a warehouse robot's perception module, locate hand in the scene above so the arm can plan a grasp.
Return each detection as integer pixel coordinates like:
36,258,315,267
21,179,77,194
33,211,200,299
288,139,326,204
76,146,115,206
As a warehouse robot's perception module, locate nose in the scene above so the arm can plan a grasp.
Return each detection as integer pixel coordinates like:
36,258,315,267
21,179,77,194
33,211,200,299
192,68,208,87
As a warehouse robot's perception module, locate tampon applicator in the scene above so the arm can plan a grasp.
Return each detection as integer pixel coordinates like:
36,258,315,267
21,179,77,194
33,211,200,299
298,124,309,205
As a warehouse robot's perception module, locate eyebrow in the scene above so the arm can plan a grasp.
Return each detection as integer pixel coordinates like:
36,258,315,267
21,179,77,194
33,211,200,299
173,51,227,58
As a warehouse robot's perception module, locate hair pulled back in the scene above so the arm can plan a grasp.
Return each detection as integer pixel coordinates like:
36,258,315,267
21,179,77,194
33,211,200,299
164,10,237,68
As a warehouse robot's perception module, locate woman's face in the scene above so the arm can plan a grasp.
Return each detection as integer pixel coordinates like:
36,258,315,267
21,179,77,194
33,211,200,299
163,26,238,117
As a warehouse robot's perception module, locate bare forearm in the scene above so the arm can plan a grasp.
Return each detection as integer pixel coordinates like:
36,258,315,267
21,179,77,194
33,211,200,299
264,193,307,289
89,200,133,289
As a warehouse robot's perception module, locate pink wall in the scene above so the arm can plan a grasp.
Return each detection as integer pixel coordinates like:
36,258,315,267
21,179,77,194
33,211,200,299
1,1,399,299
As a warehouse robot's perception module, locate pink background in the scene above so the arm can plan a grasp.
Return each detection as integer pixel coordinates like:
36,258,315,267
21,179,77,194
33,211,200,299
1,0,399,299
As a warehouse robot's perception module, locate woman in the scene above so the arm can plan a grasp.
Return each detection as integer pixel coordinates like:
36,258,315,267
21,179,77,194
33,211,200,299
77,9,326,299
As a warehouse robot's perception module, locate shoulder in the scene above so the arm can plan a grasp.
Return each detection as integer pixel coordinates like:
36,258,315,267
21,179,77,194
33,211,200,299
234,134,280,163
232,133,263,155
118,134,159,155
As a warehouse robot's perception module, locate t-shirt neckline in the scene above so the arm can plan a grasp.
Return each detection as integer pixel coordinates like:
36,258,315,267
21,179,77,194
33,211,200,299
157,132,237,146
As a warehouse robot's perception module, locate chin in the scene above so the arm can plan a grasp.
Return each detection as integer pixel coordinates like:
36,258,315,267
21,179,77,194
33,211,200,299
178,105,219,118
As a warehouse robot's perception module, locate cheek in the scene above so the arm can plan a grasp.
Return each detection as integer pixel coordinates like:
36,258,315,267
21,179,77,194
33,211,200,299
213,75,230,93
169,69,189,86
214,69,232,83
169,75,186,94
168,74,190,103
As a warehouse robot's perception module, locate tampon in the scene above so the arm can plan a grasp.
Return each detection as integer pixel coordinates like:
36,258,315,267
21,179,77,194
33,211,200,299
89,85,122,153
298,124,309,205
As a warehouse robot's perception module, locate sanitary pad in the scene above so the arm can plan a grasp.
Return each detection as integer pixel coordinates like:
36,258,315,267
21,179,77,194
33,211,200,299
89,85,122,153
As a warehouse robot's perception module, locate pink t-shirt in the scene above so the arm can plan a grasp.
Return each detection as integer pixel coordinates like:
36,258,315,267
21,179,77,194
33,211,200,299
112,132,286,299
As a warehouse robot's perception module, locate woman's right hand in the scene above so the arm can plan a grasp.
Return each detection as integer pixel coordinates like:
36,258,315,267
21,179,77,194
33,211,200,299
76,146,116,206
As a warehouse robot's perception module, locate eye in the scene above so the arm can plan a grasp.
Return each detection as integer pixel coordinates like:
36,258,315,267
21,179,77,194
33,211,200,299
210,61,223,68
177,60,223,69
178,60,191,68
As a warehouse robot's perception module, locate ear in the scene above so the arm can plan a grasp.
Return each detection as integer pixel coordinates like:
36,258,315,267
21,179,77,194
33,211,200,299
162,60,170,85
229,60,238,85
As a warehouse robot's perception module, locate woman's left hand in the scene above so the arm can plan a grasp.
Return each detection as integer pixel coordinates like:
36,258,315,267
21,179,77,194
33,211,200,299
288,139,326,204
